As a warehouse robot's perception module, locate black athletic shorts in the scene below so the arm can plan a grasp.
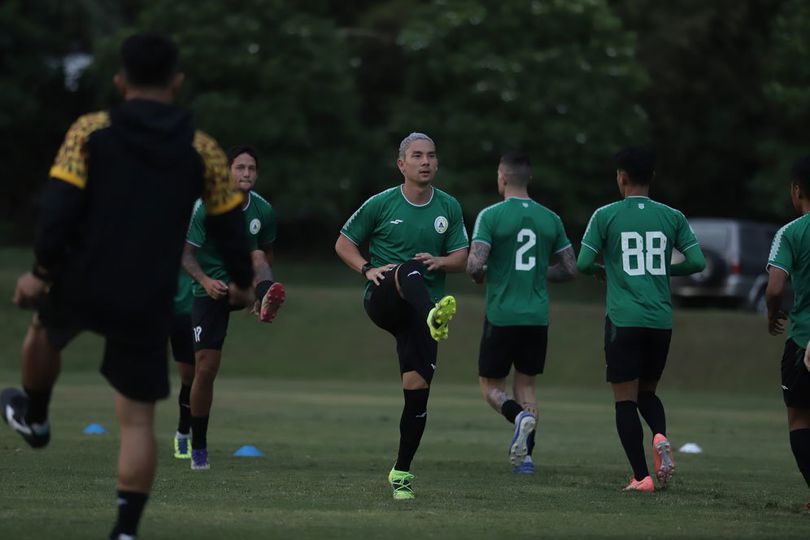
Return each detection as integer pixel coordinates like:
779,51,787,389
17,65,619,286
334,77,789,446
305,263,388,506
604,317,672,384
363,266,438,384
190,296,232,352
781,339,810,409
479,319,548,379
170,313,195,364
37,293,169,403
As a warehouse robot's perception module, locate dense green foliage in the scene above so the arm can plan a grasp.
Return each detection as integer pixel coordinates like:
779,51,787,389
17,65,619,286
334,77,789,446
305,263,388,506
1,0,807,249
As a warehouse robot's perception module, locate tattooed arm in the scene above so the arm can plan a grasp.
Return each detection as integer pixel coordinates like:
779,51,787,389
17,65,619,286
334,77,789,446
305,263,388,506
547,246,577,282
466,240,491,284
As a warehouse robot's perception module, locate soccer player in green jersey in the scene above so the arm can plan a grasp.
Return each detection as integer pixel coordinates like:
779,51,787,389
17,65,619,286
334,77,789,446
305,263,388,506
467,153,576,474
1,34,254,539
765,156,810,504
577,147,705,492
182,144,285,470
335,133,469,499
170,270,195,459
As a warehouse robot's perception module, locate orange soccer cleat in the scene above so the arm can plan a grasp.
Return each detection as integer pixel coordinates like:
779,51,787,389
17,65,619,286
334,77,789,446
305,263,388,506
653,433,676,487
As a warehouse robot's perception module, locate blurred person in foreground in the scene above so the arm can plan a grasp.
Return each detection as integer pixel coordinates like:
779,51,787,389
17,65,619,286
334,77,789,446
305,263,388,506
1,33,253,539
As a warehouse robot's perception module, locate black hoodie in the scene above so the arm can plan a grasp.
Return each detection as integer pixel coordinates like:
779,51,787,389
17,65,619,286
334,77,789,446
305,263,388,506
36,99,252,342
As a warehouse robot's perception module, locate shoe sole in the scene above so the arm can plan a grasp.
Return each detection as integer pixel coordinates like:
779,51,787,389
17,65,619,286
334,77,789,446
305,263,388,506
1,387,50,449
655,440,675,487
509,414,536,466
260,283,286,323
429,296,456,341
190,462,210,470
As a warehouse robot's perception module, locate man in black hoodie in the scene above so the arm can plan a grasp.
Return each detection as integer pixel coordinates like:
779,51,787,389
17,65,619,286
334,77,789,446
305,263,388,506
1,33,253,539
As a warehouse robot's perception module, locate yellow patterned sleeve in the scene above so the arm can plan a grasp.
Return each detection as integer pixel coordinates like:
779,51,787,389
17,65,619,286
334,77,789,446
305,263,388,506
193,131,243,215
48,111,111,189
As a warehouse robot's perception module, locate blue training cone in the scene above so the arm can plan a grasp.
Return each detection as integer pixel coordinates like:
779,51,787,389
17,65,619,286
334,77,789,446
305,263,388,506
233,445,264,457
83,423,107,435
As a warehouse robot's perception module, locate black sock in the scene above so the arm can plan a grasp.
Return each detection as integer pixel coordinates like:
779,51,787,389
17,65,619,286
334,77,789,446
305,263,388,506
500,400,523,424
527,430,536,456
789,428,810,489
637,391,666,436
110,490,148,538
395,388,430,471
23,386,52,424
177,384,191,435
396,261,434,319
191,415,209,450
615,400,649,481
255,280,273,301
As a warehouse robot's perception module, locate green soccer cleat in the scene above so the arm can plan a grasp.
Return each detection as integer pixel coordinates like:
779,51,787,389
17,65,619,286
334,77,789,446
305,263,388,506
174,432,191,459
388,468,415,500
427,295,456,342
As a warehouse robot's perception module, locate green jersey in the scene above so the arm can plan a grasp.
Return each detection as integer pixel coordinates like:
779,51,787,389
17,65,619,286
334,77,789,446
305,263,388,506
187,191,277,297
341,185,468,302
174,270,193,315
768,213,810,349
472,197,571,326
581,196,698,329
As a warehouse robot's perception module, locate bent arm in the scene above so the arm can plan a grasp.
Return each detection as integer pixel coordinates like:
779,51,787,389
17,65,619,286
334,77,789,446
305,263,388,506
182,243,209,285
335,233,368,274
206,209,253,289
442,247,468,273
670,245,706,276
33,179,86,279
547,246,577,282
576,244,602,275
466,241,491,284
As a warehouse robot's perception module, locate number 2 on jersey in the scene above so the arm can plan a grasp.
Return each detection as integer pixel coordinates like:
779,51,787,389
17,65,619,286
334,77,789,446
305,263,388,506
621,231,667,276
515,228,536,271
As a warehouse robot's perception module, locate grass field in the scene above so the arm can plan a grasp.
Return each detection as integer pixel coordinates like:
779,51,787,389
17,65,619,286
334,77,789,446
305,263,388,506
0,248,808,539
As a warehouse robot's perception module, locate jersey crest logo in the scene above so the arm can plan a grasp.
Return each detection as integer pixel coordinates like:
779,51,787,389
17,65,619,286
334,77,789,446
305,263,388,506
249,219,261,235
434,216,448,234
638,203,645,209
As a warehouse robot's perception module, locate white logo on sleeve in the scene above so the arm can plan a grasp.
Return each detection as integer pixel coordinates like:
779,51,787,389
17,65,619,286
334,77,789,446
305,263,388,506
434,216,448,234
193,326,202,343
390,219,403,225
249,219,261,235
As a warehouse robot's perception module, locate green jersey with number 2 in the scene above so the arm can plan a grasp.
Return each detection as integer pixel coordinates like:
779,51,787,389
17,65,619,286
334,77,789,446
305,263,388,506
472,197,571,326
581,196,698,329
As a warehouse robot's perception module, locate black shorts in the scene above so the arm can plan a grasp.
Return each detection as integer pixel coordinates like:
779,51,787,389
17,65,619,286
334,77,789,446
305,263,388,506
781,339,810,409
604,317,672,384
37,294,169,403
190,296,232,352
363,266,438,384
479,319,548,379
170,313,195,364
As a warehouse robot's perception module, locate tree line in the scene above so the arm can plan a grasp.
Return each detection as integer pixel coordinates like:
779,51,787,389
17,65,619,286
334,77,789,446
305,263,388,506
1,0,807,252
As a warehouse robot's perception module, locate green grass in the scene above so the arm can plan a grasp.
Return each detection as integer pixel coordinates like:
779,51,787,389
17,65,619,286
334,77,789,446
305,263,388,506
0,247,807,538
0,374,807,539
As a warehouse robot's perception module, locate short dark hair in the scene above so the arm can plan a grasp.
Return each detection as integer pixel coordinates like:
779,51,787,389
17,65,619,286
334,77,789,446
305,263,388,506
121,33,179,88
791,156,810,195
227,145,259,168
499,152,532,185
615,146,655,185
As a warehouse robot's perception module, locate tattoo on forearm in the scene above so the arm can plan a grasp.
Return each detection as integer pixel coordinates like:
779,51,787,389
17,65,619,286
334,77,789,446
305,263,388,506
182,246,207,283
547,247,577,282
466,241,491,283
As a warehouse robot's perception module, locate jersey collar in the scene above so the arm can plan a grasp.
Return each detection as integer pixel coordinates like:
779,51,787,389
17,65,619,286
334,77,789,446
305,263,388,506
241,191,253,212
399,184,434,207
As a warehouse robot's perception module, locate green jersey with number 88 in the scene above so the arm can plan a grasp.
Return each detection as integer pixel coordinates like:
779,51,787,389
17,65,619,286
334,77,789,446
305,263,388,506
472,197,571,326
581,196,698,329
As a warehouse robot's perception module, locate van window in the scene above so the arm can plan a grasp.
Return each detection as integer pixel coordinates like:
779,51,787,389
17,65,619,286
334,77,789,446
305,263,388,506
690,223,730,252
